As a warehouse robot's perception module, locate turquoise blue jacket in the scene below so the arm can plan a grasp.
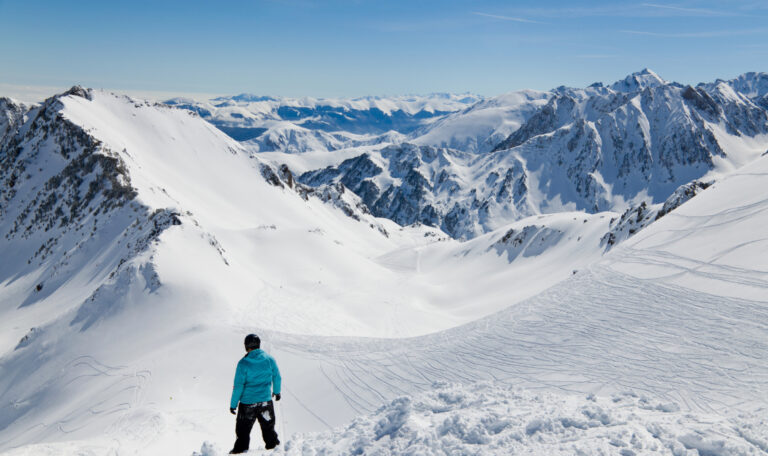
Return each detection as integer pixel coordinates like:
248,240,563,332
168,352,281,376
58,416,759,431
230,349,282,408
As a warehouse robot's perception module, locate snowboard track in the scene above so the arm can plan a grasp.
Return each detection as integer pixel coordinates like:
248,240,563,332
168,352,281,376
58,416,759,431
272,264,768,424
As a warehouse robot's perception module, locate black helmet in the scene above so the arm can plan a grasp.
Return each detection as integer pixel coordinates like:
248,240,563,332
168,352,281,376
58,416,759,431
244,334,261,350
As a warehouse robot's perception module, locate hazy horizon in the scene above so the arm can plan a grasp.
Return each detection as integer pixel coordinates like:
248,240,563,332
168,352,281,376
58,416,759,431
2,67,764,105
2,0,767,102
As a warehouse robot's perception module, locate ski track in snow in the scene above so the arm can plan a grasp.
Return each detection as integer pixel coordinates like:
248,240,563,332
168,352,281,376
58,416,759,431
260,263,768,441
0,356,152,451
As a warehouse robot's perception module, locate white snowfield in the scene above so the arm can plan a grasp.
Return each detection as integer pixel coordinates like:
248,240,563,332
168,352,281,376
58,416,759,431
0,89,767,455
255,383,766,456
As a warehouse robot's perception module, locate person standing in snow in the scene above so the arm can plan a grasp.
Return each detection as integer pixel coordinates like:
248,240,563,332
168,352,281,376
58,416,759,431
229,334,282,454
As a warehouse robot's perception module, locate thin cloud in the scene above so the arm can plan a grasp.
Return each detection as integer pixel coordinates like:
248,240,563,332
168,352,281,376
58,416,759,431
641,3,742,17
472,12,543,24
576,54,617,59
622,28,768,38
479,4,755,19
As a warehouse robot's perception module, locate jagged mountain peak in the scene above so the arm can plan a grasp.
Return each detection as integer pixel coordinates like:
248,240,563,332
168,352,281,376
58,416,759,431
0,97,28,144
61,85,93,100
610,68,667,93
710,71,768,100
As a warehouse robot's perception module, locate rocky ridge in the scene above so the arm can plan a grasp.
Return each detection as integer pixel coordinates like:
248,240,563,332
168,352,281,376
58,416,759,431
0,88,387,332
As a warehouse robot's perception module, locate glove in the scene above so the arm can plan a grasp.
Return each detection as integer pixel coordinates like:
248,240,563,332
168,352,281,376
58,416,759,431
273,393,281,401
230,407,236,415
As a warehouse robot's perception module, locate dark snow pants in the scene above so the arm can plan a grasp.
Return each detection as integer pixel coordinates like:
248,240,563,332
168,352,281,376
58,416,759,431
232,401,279,453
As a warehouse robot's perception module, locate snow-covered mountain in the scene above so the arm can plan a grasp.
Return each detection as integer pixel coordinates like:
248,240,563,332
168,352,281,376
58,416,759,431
294,70,768,239
710,71,768,102
409,89,550,153
163,93,482,144
1,74,768,455
245,122,407,154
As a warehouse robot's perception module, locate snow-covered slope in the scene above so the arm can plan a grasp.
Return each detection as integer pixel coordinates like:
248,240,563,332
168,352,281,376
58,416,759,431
2,79,768,455
225,152,768,455
6,141,767,453
708,71,768,101
409,89,550,153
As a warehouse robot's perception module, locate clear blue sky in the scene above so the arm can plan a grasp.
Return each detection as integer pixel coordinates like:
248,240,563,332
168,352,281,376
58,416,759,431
1,0,766,100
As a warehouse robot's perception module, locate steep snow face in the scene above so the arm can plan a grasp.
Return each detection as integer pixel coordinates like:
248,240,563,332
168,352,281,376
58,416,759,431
709,71,768,101
410,89,551,153
604,152,768,302
29,89,471,338
600,180,712,250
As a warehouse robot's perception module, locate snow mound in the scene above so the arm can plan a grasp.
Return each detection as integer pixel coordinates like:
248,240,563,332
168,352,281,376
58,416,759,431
217,383,765,456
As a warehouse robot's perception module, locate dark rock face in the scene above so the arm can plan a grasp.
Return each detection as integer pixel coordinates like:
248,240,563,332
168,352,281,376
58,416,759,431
0,98,27,147
492,225,565,262
493,83,737,195
600,180,713,250
655,180,712,220
302,154,383,199
299,144,482,239
682,86,721,118
0,88,188,322
1,90,136,238
493,95,577,151
758,95,768,111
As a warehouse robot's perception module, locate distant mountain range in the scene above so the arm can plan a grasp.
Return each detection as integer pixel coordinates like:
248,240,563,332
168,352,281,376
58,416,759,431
173,70,768,239
164,93,483,142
